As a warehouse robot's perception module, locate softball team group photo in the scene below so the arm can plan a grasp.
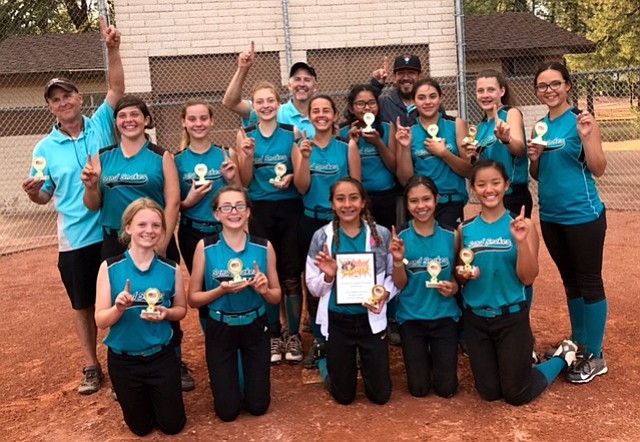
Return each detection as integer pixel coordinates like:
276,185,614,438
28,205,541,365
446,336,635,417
19,20,611,438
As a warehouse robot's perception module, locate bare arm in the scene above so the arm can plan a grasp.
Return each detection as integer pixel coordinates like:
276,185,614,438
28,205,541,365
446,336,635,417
395,118,414,186
160,152,180,255
347,139,362,182
577,111,606,177
292,139,311,195
100,16,125,109
222,41,254,119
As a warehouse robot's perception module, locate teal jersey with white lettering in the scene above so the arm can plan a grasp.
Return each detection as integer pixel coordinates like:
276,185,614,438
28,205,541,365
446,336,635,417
174,144,226,223
339,121,395,192
103,251,176,352
410,113,468,202
536,107,603,224
395,221,460,324
476,105,529,189
98,140,166,230
329,228,369,315
30,101,115,251
203,233,268,313
245,123,299,201
302,136,349,220
460,211,525,309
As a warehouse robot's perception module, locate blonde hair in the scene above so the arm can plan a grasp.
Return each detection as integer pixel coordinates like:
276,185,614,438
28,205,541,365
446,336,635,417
119,198,166,245
251,81,281,105
180,98,215,151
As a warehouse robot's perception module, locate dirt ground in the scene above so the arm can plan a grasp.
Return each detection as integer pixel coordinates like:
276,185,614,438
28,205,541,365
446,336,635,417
1,210,639,442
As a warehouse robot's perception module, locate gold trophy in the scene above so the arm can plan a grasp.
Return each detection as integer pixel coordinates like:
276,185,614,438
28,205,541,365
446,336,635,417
464,125,479,146
141,288,162,318
32,157,49,181
363,284,387,309
425,260,442,288
426,124,441,141
362,112,376,133
459,248,477,274
194,163,209,187
532,121,548,146
269,162,288,188
227,258,245,285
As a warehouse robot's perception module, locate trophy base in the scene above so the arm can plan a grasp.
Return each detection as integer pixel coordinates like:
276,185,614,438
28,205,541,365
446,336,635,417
464,138,478,147
228,278,246,287
362,299,380,310
268,178,284,188
532,138,547,146
35,175,50,181
140,310,161,318
426,281,442,289
361,127,374,133
194,180,209,187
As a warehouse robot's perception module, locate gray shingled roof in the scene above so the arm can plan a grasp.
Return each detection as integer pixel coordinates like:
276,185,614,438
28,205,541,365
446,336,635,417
465,12,596,58
0,32,103,75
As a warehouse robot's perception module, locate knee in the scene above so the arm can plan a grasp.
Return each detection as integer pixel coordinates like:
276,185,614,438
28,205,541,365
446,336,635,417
408,382,430,398
158,417,186,435
435,382,458,399
365,386,391,405
129,423,155,437
245,398,270,417
331,389,356,405
477,386,503,402
215,401,241,422
502,386,532,406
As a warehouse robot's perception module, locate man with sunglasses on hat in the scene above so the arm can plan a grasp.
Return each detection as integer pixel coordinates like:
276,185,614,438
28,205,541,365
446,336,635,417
21,16,125,395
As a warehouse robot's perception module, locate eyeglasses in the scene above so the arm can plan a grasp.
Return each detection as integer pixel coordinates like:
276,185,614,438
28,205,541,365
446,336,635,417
217,203,248,213
535,80,566,93
353,100,378,109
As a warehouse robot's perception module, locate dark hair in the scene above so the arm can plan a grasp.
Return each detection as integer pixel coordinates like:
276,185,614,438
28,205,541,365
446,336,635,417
343,84,384,136
329,177,381,251
412,77,442,100
308,94,337,115
469,159,509,186
114,95,154,142
211,184,252,211
534,61,573,89
180,98,215,150
404,174,439,205
476,69,515,107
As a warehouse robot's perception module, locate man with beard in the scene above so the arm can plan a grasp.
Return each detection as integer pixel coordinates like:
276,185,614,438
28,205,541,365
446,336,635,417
370,54,422,127
223,41,318,137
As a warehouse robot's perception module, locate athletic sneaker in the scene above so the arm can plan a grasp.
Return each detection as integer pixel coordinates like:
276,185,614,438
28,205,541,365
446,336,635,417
532,350,541,365
303,338,326,369
551,339,578,367
285,333,303,363
180,362,195,392
270,336,284,364
566,352,608,384
544,340,586,360
78,365,103,395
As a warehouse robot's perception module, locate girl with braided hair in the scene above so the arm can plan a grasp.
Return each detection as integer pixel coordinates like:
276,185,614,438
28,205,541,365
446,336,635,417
305,177,396,405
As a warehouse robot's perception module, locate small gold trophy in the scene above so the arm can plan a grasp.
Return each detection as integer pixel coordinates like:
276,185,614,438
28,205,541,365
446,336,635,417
363,284,387,309
32,157,49,181
194,163,209,187
227,258,245,285
459,248,476,274
269,162,288,187
425,260,442,288
464,125,479,146
532,121,548,146
362,112,376,133
141,288,162,318
426,124,441,141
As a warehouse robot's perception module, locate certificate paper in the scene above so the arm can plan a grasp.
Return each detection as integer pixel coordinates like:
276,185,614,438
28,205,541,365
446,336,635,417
335,252,376,305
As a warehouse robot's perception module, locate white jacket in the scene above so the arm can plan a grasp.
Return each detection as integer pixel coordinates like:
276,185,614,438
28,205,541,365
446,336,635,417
305,222,397,339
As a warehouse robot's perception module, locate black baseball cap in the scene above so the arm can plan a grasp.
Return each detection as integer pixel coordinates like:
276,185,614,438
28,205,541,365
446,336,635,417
289,62,317,80
393,55,422,73
44,77,78,100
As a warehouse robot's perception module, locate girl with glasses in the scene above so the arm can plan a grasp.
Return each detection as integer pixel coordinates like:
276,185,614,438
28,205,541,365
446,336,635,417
188,185,281,422
529,62,608,384
339,84,397,230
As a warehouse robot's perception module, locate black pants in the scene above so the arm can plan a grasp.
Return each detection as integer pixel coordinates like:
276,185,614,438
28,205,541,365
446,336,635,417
464,307,547,405
108,347,186,436
205,314,271,422
434,201,464,230
398,318,458,398
368,188,397,231
540,209,607,303
178,222,221,273
326,312,391,405
504,184,533,218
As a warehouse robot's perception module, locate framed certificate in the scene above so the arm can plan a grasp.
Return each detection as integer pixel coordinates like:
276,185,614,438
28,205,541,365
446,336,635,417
335,252,376,305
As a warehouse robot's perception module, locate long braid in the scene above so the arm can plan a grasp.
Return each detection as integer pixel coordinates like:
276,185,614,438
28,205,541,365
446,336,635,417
332,216,341,253
363,207,382,247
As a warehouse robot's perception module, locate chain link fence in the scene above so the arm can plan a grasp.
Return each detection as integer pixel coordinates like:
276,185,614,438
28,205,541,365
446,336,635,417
1,4,638,255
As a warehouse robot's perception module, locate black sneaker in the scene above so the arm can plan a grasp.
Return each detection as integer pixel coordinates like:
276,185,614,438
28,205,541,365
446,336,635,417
545,340,586,360
180,362,195,392
566,352,608,384
78,365,103,395
303,338,326,369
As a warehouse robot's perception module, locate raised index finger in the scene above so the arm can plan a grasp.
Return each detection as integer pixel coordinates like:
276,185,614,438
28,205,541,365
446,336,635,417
253,260,260,274
87,153,92,165
383,55,389,72
391,225,397,238
99,15,107,34
249,40,255,55
519,205,525,219
239,126,247,139
124,279,130,294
